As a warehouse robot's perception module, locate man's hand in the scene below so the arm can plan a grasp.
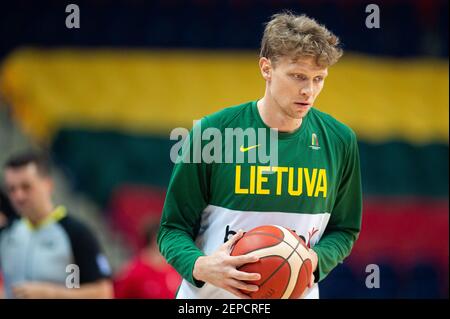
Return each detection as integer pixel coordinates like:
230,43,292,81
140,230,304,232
307,248,319,288
12,279,112,299
193,229,261,299
12,282,58,299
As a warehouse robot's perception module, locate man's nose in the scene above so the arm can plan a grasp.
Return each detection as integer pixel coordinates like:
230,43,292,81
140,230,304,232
300,81,313,97
11,189,25,203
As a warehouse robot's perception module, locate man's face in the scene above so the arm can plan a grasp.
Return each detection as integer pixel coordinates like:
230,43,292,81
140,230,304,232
4,164,53,218
260,55,328,119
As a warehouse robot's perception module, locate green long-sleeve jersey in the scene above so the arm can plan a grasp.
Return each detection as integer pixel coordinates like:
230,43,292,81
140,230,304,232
158,100,362,299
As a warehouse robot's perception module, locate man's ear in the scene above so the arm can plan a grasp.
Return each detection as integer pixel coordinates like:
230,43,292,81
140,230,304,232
259,57,272,81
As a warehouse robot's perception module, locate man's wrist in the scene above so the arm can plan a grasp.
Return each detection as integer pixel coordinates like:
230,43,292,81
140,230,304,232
193,256,205,282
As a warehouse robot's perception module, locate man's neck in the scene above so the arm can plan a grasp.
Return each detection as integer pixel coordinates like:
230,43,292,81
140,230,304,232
27,203,55,226
257,97,302,133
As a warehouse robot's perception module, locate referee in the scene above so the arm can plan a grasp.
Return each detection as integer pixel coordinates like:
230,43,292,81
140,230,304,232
0,151,113,298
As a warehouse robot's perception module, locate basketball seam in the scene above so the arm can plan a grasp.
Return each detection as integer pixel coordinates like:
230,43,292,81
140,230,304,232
247,256,291,299
235,232,283,255
237,254,284,272
244,231,307,261
238,229,311,299
290,261,305,299
258,240,300,290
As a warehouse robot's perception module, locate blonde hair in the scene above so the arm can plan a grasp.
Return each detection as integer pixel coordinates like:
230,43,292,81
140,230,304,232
260,12,343,67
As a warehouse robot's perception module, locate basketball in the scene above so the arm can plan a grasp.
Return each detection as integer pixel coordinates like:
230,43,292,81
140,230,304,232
230,225,312,299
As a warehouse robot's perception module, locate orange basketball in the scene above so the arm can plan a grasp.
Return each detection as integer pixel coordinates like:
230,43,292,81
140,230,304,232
230,225,312,299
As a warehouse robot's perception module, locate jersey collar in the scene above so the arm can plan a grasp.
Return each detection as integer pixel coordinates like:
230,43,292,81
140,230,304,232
23,205,67,231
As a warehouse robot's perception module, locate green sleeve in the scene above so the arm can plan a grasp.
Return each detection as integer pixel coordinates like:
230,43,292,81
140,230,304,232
313,130,363,282
157,119,210,288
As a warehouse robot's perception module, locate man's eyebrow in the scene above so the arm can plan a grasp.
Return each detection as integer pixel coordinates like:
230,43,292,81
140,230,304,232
289,70,328,77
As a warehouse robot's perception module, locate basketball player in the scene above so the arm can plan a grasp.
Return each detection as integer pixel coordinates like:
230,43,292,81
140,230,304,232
158,12,363,299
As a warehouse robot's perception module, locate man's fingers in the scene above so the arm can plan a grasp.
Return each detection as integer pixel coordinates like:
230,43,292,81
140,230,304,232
229,254,259,266
12,288,26,299
227,279,259,292
223,229,244,249
226,287,251,299
12,286,23,295
308,273,315,288
229,269,261,281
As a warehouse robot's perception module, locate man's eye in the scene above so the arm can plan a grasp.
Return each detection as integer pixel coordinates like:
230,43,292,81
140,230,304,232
293,74,306,80
314,77,324,82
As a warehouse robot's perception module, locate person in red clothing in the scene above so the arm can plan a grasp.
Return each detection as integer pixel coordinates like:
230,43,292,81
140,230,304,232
114,221,181,298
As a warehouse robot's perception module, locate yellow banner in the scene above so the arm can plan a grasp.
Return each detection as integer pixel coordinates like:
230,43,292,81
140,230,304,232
1,48,448,144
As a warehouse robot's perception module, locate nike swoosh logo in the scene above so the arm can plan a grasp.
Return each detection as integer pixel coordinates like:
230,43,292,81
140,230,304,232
240,144,261,152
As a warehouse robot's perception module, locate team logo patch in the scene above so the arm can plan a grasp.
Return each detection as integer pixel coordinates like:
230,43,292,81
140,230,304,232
309,133,321,150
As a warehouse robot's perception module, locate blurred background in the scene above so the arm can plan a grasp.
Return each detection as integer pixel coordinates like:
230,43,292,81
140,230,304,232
0,0,448,298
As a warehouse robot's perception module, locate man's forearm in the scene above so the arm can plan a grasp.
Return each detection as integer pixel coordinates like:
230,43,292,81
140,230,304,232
158,225,205,286
312,229,359,282
51,280,113,299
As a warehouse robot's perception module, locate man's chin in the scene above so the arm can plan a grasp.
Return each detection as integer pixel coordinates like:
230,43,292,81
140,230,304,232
293,109,310,119
15,206,29,218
